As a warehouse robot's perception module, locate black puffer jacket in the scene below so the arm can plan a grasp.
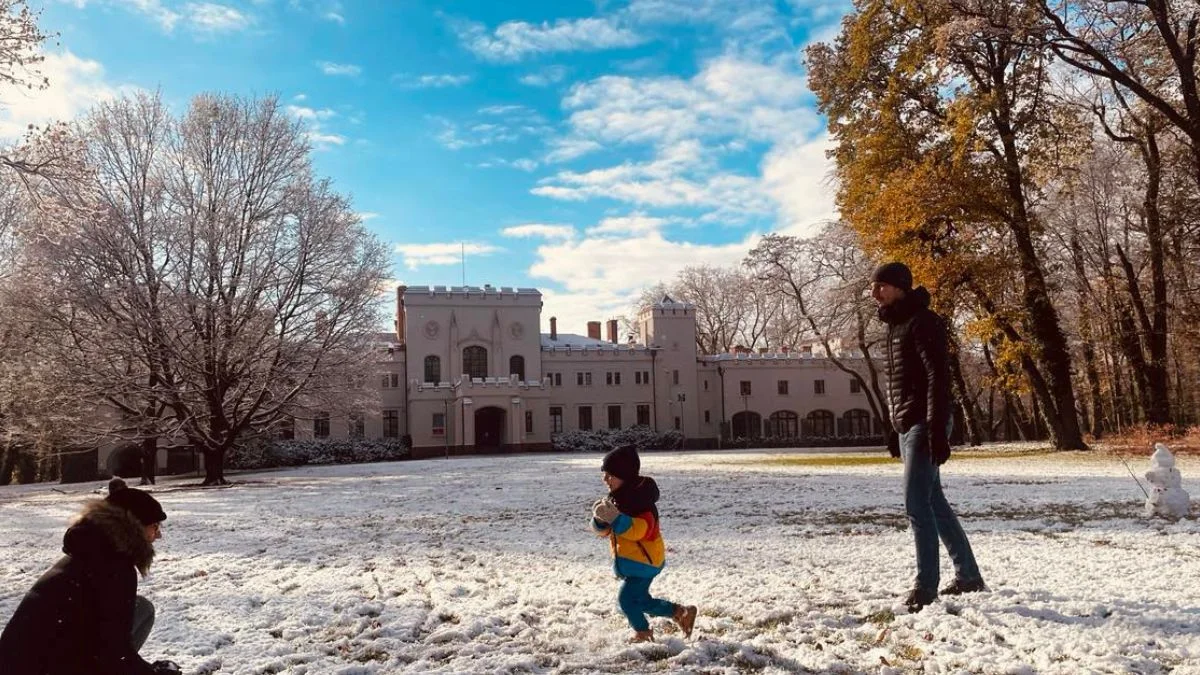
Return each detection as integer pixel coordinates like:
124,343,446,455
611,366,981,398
0,500,157,675
878,286,952,436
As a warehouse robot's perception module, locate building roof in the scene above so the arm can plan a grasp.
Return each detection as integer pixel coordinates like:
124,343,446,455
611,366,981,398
541,333,644,351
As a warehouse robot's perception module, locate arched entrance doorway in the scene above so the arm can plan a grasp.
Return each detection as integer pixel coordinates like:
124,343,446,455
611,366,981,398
475,406,506,448
731,411,762,439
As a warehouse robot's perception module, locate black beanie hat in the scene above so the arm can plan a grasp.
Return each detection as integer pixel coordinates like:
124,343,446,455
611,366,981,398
106,478,167,526
602,445,640,482
872,262,913,292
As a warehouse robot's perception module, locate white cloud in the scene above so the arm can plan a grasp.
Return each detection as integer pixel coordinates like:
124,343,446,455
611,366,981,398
121,0,181,31
356,211,380,222
431,108,552,151
0,50,124,141
455,17,645,61
519,65,569,87
534,140,770,219
316,61,361,77
306,130,346,148
323,11,344,24
393,73,472,89
478,157,539,171
185,3,251,32
760,134,838,236
394,242,502,270
500,224,576,240
283,104,345,149
285,104,335,121
586,213,669,236
292,93,308,102
529,220,760,329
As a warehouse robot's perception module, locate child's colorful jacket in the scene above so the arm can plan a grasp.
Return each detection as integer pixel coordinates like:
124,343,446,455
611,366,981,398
591,477,665,578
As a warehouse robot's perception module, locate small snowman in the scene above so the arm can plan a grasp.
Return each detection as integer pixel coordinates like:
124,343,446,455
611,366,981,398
1144,442,1191,520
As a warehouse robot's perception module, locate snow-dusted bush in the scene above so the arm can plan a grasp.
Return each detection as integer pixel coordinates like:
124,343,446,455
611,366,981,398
551,426,684,453
228,439,411,470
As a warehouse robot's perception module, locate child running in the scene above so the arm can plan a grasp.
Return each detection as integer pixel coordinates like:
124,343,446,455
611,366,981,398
590,445,697,643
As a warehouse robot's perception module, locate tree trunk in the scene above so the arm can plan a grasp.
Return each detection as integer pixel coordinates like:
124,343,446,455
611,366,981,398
947,332,984,446
0,444,14,486
202,447,227,485
140,436,157,485
1114,303,1153,422
994,126,1086,448
1115,242,1171,424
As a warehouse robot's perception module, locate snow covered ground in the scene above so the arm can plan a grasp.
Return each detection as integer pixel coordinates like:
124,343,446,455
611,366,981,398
3,444,1200,674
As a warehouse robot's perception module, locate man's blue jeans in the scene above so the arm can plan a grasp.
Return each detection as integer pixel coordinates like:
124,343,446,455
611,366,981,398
901,422,981,593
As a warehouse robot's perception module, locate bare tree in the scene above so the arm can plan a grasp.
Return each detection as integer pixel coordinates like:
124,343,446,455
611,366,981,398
745,225,891,432
17,92,391,485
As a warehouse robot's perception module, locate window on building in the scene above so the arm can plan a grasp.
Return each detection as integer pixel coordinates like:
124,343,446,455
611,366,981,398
424,355,440,384
674,416,681,430
704,379,709,391
510,355,526,380
740,380,752,396
463,345,488,379
525,410,533,434
553,372,562,386
608,405,622,429
381,373,400,389
550,406,563,433
637,404,650,426
844,409,871,436
314,412,330,439
704,410,711,423
643,370,650,384
432,412,446,436
673,369,680,385
814,379,826,395
768,410,799,439
850,378,862,394
778,380,789,395
383,410,399,438
349,413,364,439
577,371,592,386
278,416,295,440
579,406,593,431
605,371,621,386
805,409,835,437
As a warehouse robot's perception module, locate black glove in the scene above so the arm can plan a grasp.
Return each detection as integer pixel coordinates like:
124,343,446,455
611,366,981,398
887,431,900,458
931,431,951,466
152,660,182,675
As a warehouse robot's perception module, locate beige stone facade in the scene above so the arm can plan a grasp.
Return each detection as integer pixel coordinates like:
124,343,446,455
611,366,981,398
101,284,885,471
383,286,882,457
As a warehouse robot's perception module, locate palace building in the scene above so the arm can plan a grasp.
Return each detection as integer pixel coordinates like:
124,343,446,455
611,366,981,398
374,285,881,458
96,284,885,473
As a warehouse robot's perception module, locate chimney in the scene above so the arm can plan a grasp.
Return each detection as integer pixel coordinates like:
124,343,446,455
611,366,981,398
587,321,602,340
550,316,558,341
606,319,619,344
395,285,407,344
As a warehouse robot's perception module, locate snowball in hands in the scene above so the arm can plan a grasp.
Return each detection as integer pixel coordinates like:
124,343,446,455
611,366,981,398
1145,443,1190,520
592,498,619,524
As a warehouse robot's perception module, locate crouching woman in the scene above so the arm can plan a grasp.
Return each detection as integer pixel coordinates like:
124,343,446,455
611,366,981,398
0,478,181,674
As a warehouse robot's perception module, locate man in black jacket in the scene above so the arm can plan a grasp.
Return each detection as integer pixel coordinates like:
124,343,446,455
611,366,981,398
0,479,182,674
873,262,985,612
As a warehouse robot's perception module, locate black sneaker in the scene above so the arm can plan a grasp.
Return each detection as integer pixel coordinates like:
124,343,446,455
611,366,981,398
941,578,987,596
905,587,937,612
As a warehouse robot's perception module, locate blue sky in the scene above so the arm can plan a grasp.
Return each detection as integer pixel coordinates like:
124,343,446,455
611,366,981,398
17,0,849,332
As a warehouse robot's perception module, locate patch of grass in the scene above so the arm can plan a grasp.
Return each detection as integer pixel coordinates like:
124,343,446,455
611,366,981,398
731,447,1058,468
864,609,895,626
893,643,924,661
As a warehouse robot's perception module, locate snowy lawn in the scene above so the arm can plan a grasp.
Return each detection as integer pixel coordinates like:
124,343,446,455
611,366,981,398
3,445,1200,674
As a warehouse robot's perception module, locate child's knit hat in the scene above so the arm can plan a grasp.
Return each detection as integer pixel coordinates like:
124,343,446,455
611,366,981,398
601,445,640,482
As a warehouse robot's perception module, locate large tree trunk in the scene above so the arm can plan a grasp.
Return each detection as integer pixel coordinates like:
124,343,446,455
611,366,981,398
0,443,14,486
202,448,227,486
140,436,157,485
993,109,1086,449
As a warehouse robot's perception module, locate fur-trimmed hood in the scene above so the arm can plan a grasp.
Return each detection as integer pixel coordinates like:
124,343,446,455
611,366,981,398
64,500,155,575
